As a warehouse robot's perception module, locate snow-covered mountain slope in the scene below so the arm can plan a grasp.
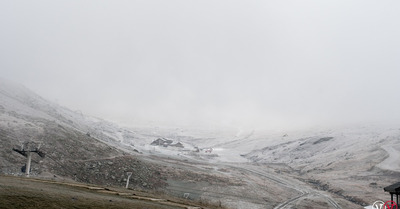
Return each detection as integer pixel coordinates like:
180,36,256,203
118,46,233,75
227,126,400,206
0,78,171,189
128,124,400,206
2,77,399,208
242,127,400,173
0,78,139,150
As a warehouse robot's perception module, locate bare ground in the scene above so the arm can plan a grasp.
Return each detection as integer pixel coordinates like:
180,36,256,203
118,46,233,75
0,175,223,209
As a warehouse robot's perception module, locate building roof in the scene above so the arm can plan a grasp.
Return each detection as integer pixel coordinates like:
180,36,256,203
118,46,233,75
384,182,400,193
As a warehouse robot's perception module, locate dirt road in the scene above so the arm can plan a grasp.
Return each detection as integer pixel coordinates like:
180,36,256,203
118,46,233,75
224,164,343,209
0,175,205,209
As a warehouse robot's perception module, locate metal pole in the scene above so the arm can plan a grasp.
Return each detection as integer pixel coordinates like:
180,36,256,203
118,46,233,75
26,152,32,177
125,172,133,189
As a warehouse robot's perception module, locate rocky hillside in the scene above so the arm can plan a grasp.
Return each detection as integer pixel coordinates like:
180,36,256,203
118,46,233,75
0,78,166,189
0,78,239,196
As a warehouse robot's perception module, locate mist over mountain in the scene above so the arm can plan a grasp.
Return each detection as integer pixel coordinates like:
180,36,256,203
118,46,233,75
1,1,400,208
1,78,400,208
2,1,400,131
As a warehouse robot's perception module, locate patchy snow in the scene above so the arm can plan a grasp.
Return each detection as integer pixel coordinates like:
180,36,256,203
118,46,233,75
376,144,400,172
240,126,400,169
0,77,139,152
2,77,400,208
210,147,249,163
3,77,400,174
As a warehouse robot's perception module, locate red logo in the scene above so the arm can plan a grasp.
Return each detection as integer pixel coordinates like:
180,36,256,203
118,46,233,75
384,201,398,209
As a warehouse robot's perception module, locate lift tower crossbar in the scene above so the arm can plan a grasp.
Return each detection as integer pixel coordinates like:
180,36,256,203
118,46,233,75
13,142,45,177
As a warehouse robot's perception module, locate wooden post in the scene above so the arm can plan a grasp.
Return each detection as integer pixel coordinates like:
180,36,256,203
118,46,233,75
26,151,32,177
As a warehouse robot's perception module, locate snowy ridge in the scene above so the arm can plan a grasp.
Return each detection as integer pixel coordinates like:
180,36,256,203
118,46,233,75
0,77,138,150
242,127,400,172
2,77,399,173
0,78,198,154
2,78,400,208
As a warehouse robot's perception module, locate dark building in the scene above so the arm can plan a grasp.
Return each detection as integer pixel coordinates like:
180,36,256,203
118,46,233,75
384,182,400,206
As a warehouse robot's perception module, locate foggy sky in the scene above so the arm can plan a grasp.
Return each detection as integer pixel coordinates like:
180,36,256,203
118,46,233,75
1,1,400,130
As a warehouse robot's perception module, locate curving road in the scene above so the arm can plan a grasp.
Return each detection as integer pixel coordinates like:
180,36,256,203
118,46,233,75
377,145,400,172
225,164,342,209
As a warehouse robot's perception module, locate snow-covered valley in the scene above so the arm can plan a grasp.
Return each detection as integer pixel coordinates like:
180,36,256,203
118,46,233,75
1,78,399,209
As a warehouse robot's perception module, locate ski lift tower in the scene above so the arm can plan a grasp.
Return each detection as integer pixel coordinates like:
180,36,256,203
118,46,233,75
13,141,45,177
126,172,133,189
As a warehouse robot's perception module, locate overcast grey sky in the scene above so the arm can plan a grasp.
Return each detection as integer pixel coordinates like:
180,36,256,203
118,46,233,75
1,1,400,130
